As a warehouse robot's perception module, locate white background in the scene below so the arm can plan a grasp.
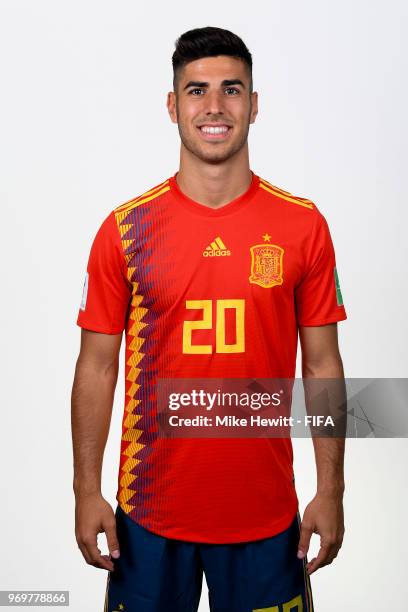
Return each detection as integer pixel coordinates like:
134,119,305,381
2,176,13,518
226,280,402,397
1,0,407,610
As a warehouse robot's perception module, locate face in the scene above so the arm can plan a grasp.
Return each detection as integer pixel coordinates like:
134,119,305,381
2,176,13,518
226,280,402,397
167,55,258,164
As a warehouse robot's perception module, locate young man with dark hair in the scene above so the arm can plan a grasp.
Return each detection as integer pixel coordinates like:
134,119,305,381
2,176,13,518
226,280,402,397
72,26,347,612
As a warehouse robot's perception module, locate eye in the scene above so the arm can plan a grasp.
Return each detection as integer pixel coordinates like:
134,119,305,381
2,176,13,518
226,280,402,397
189,88,205,95
225,87,240,95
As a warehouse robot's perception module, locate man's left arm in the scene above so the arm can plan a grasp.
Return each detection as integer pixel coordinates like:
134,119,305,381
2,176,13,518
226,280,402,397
297,323,346,575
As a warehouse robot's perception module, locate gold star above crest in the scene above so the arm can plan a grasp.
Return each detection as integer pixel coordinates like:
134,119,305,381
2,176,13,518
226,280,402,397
262,233,271,242
118,605,125,611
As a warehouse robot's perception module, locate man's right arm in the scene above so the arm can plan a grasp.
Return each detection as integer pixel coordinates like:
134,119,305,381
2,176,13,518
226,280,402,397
71,328,122,572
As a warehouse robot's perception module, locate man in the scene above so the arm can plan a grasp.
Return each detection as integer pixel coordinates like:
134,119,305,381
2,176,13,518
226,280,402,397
72,26,347,612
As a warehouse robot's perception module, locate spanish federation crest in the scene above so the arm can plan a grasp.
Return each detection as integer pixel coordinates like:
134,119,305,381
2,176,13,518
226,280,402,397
249,239,284,288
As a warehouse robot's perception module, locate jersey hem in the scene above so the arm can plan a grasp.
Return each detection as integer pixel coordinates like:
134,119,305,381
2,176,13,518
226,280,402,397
119,503,299,544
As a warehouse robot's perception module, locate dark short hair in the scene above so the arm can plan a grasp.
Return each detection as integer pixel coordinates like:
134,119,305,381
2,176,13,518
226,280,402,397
172,26,253,93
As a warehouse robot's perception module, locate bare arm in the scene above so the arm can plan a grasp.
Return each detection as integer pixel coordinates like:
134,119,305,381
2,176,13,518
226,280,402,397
297,323,346,574
71,329,122,571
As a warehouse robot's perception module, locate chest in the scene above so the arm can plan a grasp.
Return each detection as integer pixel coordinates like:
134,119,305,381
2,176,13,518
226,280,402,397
132,212,306,310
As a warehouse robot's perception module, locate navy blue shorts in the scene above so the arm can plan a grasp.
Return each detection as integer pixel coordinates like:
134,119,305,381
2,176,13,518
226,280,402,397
104,505,314,612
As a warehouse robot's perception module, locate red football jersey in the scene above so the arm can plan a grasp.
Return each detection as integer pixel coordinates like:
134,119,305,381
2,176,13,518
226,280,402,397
76,170,347,543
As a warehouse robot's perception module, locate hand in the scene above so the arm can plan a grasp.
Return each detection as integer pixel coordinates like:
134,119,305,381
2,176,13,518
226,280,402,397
75,493,120,571
297,492,345,575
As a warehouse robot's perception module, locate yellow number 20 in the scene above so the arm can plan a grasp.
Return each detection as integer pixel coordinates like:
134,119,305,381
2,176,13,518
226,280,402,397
183,299,245,354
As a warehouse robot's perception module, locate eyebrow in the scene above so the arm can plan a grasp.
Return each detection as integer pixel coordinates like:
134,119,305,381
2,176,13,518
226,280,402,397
183,79,246,91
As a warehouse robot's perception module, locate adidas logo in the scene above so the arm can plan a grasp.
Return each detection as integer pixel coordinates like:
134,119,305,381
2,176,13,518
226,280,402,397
203,236,231,257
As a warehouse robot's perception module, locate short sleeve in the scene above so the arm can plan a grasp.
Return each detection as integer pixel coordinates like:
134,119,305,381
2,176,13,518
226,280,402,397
295,211,347,327
76,210,132,334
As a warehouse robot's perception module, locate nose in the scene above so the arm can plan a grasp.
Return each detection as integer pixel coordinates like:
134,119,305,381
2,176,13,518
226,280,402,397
204,89,225,116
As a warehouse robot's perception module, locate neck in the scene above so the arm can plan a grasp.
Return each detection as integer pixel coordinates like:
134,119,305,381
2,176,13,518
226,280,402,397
175,144,252,208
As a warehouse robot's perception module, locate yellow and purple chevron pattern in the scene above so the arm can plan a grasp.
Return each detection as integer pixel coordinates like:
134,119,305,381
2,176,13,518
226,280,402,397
113,179,170,518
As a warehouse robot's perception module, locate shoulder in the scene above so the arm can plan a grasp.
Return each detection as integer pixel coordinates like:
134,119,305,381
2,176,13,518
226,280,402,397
257,174,322,219
86,178,171,250
113,177,171,220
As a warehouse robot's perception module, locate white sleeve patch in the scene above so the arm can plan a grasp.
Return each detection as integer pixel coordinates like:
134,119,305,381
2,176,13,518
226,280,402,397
80,271,89,311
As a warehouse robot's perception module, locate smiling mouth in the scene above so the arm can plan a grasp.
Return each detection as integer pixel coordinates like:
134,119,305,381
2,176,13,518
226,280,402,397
197,125,232,139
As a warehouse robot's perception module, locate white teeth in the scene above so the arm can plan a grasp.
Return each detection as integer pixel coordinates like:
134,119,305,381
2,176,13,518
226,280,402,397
200,126,229,134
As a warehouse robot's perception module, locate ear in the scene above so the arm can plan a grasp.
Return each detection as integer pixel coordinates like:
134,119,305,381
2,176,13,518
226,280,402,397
249,91,258,124
167,91,178,124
